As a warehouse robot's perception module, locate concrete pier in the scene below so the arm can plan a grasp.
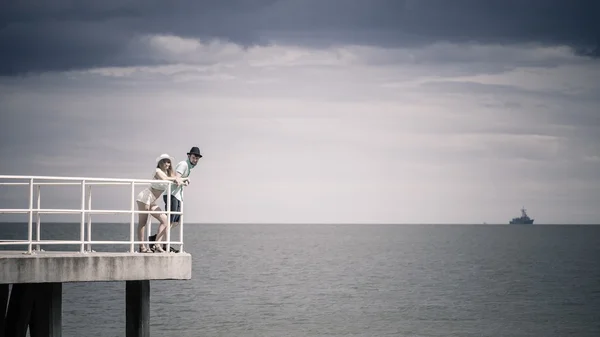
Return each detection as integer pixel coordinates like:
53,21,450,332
0,251,192,337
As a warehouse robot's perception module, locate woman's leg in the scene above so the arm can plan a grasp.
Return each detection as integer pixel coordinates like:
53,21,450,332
137,201,150,252
154,215,170,241
150,205,167,252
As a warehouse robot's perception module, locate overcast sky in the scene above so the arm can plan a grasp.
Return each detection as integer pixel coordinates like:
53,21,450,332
1,0,599,224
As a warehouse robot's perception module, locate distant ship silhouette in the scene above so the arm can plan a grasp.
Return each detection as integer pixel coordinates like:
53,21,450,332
509,207,534,225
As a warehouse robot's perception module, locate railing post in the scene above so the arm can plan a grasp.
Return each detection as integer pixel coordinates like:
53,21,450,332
27,178,34,254
166,182,171,252
130,182,135,253
80,180,86,253
36,184,41,252
86,185,92,252
179,196,184,253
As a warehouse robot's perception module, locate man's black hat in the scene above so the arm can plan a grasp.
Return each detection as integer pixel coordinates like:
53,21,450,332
187,147,202,158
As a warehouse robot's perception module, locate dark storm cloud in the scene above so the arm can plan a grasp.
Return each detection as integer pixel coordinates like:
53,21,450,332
1,0,599,75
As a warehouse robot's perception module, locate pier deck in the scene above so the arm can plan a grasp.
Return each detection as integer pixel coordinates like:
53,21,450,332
0,251,192,284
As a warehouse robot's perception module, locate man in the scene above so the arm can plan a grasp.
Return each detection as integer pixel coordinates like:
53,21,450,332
150,146,202,252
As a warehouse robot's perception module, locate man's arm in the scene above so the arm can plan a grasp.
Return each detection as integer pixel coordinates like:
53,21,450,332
174,161,189,184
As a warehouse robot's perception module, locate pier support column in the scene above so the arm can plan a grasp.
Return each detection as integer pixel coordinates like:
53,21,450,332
29,283,62,337
3,283,62,337
126,280,150,337
4,284,35,337
0,284,9,337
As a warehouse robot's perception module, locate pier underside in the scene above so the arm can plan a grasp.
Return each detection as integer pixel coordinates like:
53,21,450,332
0,252,192,337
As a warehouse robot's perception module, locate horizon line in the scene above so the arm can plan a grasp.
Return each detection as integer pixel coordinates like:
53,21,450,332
0,221,599,226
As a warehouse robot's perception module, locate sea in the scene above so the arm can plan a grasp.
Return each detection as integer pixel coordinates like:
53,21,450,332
1,223,599,337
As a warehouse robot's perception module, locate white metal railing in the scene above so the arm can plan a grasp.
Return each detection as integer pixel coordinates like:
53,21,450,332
0,175,185,254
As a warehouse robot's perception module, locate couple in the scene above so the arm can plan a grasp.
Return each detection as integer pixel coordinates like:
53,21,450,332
135,146,202,253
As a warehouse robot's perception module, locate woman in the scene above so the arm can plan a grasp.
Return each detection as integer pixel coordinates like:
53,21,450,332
135,154,186,253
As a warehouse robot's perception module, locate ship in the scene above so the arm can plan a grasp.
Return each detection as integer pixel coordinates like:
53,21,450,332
509,207,534,224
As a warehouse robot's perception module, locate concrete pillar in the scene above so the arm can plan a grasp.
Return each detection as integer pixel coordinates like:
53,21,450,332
29,283,62,337
4,284,35,337
0,284,9,337
126,280,150,337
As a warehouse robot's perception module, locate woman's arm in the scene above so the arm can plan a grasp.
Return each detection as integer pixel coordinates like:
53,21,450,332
154,169,186,183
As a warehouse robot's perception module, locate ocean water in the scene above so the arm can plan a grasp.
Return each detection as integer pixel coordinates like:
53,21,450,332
1,223,599,337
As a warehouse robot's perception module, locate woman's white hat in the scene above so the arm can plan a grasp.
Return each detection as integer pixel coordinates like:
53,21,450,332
156,153,175,165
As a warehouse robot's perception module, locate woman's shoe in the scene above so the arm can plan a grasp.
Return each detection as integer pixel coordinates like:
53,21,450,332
139,246,151,253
